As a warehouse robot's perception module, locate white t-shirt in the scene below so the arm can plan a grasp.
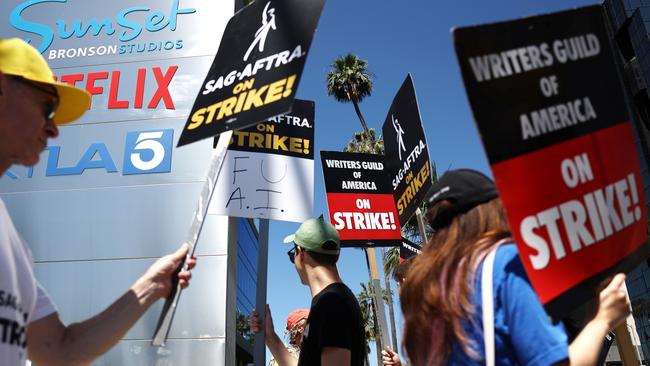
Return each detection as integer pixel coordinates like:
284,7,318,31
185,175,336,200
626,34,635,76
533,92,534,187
0,198,57,365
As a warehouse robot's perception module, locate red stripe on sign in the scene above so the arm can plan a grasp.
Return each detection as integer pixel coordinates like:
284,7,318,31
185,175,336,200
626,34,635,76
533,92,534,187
326,193,402,241
491,122,647,304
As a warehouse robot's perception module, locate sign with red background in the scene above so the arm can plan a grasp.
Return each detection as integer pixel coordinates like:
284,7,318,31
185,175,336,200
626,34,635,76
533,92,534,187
321,151,402,247
492,123,647,307
454,6,649,317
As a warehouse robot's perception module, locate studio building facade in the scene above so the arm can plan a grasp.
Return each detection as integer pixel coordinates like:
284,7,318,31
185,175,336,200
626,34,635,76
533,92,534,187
0,0,263,365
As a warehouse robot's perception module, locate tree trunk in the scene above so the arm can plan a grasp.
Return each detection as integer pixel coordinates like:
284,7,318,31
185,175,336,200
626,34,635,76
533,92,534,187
382,247,399,352
346,90,370,137
372,297,383,366
352,98,370,137
364,250,383,366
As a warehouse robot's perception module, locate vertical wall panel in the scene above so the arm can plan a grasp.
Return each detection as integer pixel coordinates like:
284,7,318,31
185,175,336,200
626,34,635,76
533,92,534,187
0,1,234,365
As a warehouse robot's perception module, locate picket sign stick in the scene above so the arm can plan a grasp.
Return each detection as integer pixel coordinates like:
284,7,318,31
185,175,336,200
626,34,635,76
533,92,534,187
613,283,639,365
152,130,234,347
366,247,391,352
372,278,391,352
415,207,428,244
253,219,270,366
614,322,639,366
362,249,384,366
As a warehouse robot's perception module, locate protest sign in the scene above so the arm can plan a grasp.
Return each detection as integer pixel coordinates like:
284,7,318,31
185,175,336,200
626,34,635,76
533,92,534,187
454,5,649,317
399,238,421,262
178,0,326,146
321,151,402,247
382,74,433,225
209,99,314,222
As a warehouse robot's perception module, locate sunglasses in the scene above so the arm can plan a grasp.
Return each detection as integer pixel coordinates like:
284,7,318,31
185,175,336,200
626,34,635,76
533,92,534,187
10,75,60,120
287,244,299,264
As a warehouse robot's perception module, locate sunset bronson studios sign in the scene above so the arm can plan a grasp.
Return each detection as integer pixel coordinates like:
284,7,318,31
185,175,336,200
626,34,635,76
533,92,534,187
8,0,201,61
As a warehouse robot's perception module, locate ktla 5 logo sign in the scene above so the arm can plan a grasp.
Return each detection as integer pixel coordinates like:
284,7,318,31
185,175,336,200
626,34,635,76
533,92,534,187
5,129,174,179
123,129,173,174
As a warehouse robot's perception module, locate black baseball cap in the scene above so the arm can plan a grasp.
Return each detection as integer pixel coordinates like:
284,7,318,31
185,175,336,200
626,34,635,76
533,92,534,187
426,169,498,229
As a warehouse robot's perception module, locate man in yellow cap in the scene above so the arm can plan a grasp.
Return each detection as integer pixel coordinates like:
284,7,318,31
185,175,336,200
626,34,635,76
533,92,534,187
250,216,365,366
0,38,196,366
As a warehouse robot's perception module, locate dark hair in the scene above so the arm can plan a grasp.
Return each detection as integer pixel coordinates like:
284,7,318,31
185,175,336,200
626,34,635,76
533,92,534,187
393,256,415,283
401,198,511,366
304,249,339,266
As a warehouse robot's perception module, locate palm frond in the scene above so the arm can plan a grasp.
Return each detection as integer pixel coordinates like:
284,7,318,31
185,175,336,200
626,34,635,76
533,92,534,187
383,246,401,279
343,129,384,154
326,53,374,103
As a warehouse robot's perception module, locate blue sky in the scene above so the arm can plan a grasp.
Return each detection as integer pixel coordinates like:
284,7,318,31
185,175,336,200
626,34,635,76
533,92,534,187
264,0,597,363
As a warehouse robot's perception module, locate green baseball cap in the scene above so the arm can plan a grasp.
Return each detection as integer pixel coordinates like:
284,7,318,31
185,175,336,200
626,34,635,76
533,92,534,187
283,216,340,255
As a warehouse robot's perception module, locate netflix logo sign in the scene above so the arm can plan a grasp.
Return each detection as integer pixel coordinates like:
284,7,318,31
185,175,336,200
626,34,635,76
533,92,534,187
51,58,216,125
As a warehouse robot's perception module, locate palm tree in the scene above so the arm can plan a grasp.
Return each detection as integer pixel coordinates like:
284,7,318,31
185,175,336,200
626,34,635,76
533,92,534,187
357,282,393,366
383,246,401,279
344,129,383,155
235,309,254,343
357,282,376,366
326,53,374,137
328,53,396,358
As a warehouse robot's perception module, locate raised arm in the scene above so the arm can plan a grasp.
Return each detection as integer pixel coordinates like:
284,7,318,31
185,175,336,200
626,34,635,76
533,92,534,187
565,274,630,366
250,304,299,366
27,244,196,366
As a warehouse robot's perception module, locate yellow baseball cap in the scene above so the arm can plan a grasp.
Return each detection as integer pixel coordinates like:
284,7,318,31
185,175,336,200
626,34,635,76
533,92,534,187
0,38,90,125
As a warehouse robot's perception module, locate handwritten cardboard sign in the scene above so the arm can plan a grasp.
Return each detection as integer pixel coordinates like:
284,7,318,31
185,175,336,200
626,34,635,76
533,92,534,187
209,100,314,222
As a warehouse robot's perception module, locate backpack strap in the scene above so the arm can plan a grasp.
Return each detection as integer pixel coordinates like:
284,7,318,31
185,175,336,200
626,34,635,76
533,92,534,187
481,240,508,366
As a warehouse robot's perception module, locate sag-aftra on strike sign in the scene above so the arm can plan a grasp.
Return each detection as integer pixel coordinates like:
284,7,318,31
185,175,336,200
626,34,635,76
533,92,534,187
454,5,648,318
382,74,432,225
178,0,325,146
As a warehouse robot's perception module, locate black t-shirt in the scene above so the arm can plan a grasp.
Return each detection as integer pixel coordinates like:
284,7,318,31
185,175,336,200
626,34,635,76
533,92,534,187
297,282,365,366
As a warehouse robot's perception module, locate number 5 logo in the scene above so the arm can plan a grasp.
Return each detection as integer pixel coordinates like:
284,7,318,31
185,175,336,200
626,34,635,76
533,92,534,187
123,129,174,175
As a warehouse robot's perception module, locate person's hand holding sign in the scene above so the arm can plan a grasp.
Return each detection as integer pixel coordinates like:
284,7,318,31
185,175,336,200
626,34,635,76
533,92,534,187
138,243,197,299
250,305,301,366
568,273,630,365
27,244,198,365
594,273,631,329
381,346,403,366
249,304,276,339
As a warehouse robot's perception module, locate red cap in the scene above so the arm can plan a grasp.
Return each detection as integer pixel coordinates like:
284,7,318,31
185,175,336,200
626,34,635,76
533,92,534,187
286,309,310,330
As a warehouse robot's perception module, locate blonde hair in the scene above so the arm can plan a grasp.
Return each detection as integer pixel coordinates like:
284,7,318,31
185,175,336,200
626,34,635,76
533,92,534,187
286,318,307,346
